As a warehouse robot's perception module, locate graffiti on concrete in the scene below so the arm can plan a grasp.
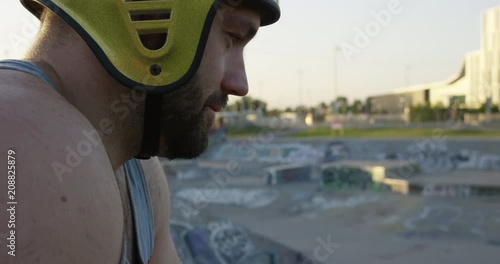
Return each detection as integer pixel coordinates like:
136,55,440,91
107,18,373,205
176,167,208,180
477,154,500,170
450,151,500,171
422,184,472,198
173,198,201,220
170,221,196,264
403,141,454,174
186,228,222,264
208,220,255,264
323,141,350,162
176,188,279,209
170,220,284,264
239,251,278,264
266,164,314,185
452,150,480,170
213,142,325,164
289,195,380,214
287,146,326,164
321,166,387,191
392,141,500,174
403,205,500,239
210,140,500,175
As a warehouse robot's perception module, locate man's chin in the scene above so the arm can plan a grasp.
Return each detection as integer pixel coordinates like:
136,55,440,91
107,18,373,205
161,136,209,160
159,113,211,160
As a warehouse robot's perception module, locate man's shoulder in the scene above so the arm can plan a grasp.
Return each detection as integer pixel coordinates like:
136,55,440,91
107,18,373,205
1,72,106,159
138,157,168,208
0,76,123,262
138,158,171,231
1,72,115,184
138,158,182,263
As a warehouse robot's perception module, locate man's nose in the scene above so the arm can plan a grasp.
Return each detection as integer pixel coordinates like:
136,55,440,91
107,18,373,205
220,53,249,97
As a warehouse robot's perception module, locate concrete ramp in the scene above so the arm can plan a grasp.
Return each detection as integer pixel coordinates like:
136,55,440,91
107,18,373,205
408,170,500,197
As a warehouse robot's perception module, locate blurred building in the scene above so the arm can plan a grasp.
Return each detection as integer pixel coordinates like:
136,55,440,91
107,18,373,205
368,6,500,113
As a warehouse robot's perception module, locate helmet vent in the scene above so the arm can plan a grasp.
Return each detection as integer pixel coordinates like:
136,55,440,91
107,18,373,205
124,1,175,52
128,7,172,51
130,12,171,22
139,32,168,51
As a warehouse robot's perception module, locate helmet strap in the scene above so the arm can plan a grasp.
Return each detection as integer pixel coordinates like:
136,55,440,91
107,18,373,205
136,94,163,159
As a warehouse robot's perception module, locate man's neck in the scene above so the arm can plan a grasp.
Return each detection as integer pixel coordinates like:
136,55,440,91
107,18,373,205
25,30,145,170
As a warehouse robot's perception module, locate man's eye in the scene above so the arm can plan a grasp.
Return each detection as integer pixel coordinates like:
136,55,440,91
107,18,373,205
226,32,242,44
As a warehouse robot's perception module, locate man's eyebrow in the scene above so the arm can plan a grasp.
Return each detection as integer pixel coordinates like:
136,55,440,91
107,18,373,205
223,14,259,40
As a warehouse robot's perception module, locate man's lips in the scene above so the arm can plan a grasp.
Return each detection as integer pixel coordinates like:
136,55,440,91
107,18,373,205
204,93,228,113
207,104,224,112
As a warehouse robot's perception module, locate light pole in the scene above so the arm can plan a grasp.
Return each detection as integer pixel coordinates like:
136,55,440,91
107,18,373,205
333,46,341,115
297,70,304,106
405,65,411,87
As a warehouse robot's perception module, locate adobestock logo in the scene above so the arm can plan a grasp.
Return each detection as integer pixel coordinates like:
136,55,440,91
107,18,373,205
340,0,406,63
51,86,147,183
7,16,39,56
299,235,341,263
313,235,341,262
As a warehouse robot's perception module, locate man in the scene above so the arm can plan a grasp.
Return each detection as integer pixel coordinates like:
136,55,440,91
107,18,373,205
0,0,280,263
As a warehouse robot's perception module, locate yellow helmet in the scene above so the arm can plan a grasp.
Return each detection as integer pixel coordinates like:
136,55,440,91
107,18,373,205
21,0,280,93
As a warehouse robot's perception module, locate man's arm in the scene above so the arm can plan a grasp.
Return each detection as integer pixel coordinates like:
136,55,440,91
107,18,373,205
140,158,181,264
0,82,124,263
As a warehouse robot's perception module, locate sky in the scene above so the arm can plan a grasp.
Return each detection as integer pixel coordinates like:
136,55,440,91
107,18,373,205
1,0,500,109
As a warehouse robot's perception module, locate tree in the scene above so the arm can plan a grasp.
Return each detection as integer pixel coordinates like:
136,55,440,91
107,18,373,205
226,96,268,114
335,97,349,114
320,102,328,110
351,100,364,114
268,109,283,117
295,105,308,115
250,98,268,114
308,107,318,114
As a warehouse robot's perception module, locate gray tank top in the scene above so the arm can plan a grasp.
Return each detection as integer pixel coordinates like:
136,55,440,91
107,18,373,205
0,60,155,264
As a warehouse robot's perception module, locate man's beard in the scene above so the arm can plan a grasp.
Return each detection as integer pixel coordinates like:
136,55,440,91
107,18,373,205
160,75,228,159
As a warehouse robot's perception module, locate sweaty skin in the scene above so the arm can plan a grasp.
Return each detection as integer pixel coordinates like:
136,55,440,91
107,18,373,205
0,5,260,264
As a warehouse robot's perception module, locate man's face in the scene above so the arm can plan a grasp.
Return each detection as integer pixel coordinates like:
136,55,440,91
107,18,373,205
158,5,261,159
